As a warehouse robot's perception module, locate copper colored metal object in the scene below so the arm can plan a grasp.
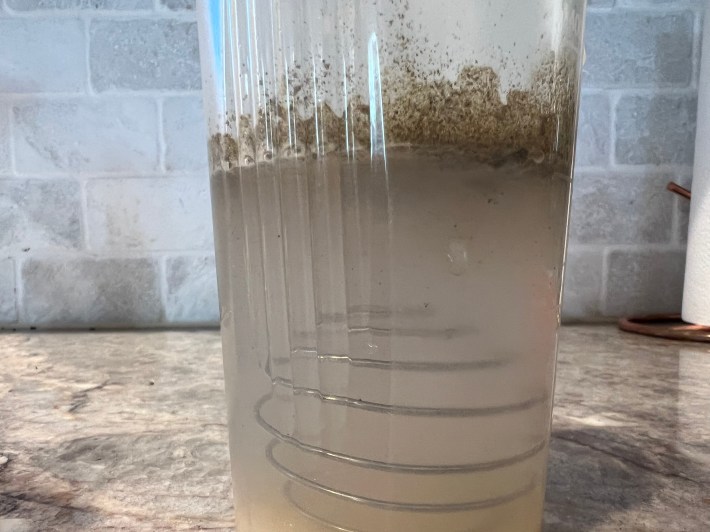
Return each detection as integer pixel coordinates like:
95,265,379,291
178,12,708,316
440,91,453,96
619,314,710,343
617,183,710,342
667,182,692,200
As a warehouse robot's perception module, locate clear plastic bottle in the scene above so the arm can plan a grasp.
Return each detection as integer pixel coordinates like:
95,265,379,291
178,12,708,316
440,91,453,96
196,1,586,530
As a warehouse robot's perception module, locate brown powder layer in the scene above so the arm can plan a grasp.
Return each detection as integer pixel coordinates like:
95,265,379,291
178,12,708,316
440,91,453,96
209,59,578,172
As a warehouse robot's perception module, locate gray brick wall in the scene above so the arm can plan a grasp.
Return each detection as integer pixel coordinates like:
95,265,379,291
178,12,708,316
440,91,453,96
0,0,702,328
564,0,702,321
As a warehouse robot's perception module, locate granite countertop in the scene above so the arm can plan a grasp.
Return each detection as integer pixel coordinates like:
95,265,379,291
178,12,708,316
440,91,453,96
1,326,709,531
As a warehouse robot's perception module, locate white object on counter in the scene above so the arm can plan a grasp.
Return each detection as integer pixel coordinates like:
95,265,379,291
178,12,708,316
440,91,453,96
683,1,710,326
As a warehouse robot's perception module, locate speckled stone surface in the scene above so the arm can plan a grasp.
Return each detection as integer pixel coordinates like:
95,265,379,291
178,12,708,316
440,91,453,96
1,326,709,531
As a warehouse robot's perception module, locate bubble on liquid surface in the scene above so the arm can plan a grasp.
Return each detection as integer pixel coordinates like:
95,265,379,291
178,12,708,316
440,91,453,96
447,239,469,276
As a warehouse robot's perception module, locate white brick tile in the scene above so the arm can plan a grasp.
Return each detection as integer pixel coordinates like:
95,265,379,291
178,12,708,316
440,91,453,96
0,18,86,93
0,104,9,173
575,93,611,168
604,248,686,316
615,95,697,166
13,99,159,174
584,11,694,88
163,96,208,172
0,258,17,324
562,247,604,322
90,20,200,92
86,177,213,251
159,0,195,10
569,173,674,245
0,178,82,252
165,255,218,324
22,256,162,327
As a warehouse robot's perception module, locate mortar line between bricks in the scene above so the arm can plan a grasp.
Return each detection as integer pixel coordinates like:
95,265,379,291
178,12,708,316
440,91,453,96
158,254,169,326
608,90,621,170
160,250,215,259
579,88,611,97
602,243,687,253
10,172,206,180
3,9,154,18
2,10,195,20
157,97,167,174
671,197,682,246
97,89,204,97
610,166,691,176
600,247,611,318
566,243,610,252
604,164,694,175
79,178,92,252
691,8,703,91
671,196,686,245
14,250,215,261
594,87,697,98
2,90,202,100
601,6,701,14
83,15,94,96
14,255,24,326
573,164,613,174
7,104,16,177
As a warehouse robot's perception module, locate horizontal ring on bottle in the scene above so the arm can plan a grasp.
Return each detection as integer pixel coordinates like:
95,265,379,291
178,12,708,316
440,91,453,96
274,466,537,513
270,351,514,371
268,377,548,417
254,395,547,474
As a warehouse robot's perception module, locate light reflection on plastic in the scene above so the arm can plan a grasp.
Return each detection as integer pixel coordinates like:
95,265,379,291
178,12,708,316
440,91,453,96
367,32,387,167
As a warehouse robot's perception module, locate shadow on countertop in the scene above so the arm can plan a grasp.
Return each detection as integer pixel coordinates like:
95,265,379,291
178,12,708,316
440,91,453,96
544,427,710,532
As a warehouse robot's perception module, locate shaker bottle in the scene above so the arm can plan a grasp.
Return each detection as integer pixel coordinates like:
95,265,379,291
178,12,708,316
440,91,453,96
196,1,586,530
